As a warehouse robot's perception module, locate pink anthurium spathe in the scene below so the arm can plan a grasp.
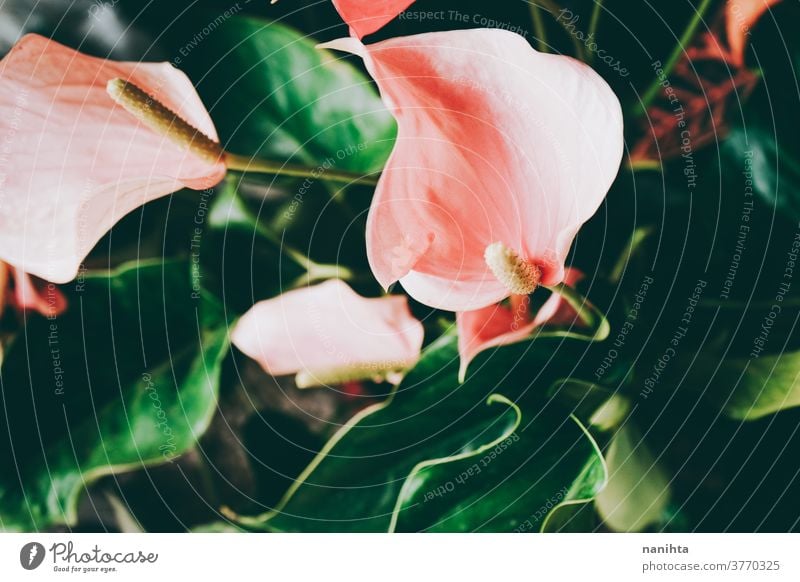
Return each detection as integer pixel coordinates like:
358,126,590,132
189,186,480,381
321,30,623,312
0,262,67,318
0,34,226,283
332,0,415,39
456,268,584,381
231,279,424,388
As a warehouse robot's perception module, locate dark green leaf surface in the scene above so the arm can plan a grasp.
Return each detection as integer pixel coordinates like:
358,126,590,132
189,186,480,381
189,16,396,173
253,315,607,532
392,410,605,532
259,335,518,532
716,351,800,420
595,423,671,531
0,261,229,531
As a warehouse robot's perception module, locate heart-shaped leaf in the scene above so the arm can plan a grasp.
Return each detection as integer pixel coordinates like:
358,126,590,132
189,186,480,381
595,423,671,531
186,16,396,173
715,351,800,420
235,315,608,532
0,260,229,531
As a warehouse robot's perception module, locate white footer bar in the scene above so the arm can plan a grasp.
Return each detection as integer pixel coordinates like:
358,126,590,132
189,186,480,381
0,533,796,581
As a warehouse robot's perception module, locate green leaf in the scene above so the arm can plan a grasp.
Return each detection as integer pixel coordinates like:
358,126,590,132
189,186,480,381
724,120,800,221
245,335,518,532
233,319,607,532
188,16,396,173
552,379,631,432
392,411,605,532
0,260,230,531
595,424,671,532
716,351,800,421
722,2,800,222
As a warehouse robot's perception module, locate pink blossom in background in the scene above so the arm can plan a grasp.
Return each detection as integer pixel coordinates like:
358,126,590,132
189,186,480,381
0,34,225,284
231,279,424,388
321,30,623,312
0,262,67,318
725,0,781,66
332,0,415,39
456,268,584,380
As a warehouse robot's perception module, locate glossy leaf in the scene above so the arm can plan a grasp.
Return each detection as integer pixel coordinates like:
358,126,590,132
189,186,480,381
238,308,609,532
717,351,800,420
595,424,671,531
253,335,519,532
187,16,396,173
0,260,229,531
392,410,605,532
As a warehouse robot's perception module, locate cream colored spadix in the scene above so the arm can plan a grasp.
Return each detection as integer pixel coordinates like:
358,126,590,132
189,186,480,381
484,241,541,295
107,78,223,164
295,362,408,389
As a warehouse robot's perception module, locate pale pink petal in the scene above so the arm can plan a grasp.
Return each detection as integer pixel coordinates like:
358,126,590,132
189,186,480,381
326,30,623,311
332,0,415,39
0,34,226,283
399,268,508,312
231,279,424,388
457,268,584,379
726,0,781,66
11,266,67,317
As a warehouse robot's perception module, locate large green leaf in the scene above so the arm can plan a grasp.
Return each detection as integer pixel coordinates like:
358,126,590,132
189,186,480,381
715,351,800,421
724,118,800,221
392,410,605,532
232,310,608,532
187,16,396,173
722,1,800,221
595,424,671,531
248,335,519,532
0,260,229,531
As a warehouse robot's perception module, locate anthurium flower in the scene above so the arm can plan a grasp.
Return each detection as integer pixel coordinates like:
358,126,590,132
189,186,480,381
456,268,584,380
725,0,781,65
630,31,759,164
0,262,67,317
0,34,225,283
332,0,415,39
231,279,424,388
321,30,623,312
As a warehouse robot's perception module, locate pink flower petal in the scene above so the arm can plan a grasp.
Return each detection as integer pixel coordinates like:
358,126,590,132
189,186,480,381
10,266,67,317
332,0,415,39
456,268,584,379
0,34,225,283
325,30,623,311
231,279,424,388
726,0,781,66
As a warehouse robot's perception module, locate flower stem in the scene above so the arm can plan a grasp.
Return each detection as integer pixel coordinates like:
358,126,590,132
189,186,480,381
528,3,549,53
636,0,714,115
588,0,604,42
243,203,353,283
538,0,586,61
545,283,610,341
107,78,380,188
224,153,379,187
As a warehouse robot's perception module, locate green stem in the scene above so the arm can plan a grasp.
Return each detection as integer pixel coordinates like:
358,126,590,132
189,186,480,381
538,0,586,61
290,263,355,288
637,0,714,115
233,189,353,283
545,283,610,341
225,152,379,187
528,2,549,53
588,0,604,42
